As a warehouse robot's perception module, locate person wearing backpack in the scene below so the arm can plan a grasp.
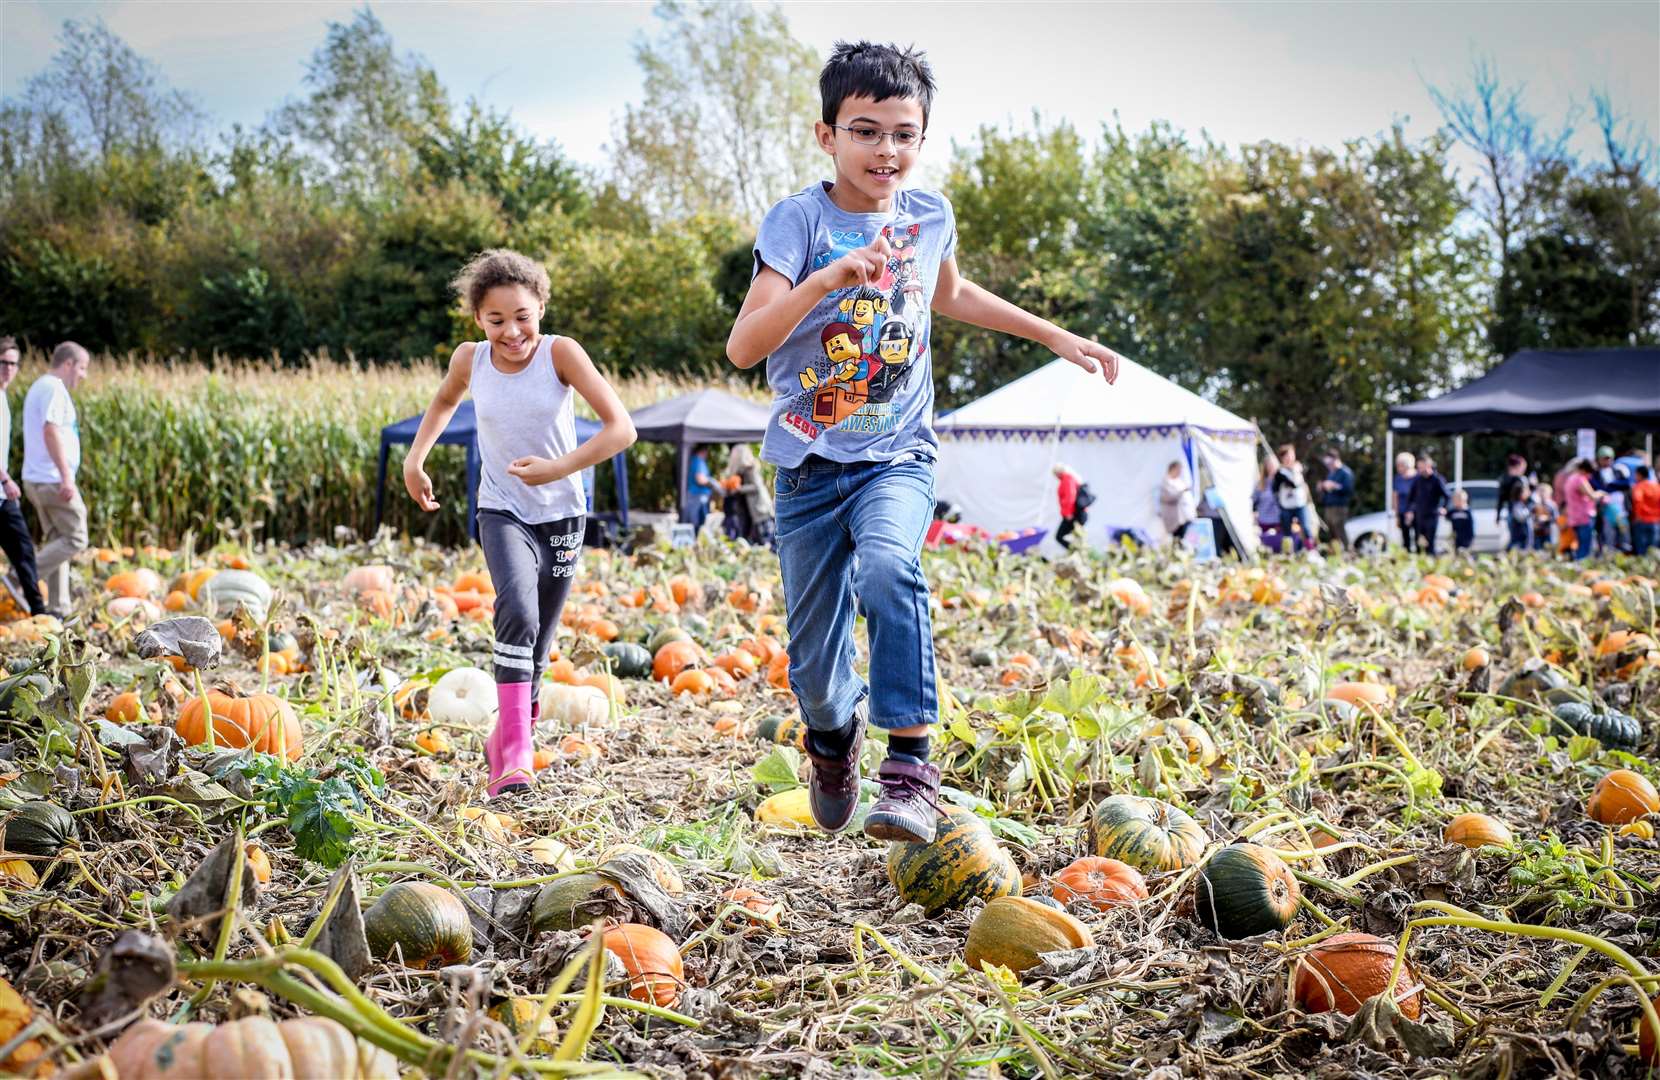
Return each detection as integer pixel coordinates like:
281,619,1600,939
1053,463,1091,549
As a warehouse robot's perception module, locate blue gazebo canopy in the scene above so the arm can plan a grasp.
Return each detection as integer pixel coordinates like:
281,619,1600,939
375,401,630,539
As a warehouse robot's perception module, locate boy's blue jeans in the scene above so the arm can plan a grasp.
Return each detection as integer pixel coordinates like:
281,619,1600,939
774,454,937,734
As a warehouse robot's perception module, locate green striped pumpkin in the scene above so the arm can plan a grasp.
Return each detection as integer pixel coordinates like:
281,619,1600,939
886,806,1021,916
1089,794,1208,873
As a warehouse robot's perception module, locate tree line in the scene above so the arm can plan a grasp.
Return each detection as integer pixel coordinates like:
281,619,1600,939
2,4,1656,472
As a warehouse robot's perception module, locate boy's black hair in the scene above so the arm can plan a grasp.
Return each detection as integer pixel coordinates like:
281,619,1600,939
820,41,936,127
1638,465,1652,479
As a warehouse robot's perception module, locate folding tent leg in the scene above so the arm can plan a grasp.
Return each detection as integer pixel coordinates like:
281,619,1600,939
1454,436,1463,489
374,441,390,536
1384,429,1394,539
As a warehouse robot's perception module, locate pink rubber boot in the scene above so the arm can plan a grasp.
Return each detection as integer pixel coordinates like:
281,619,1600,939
486,681,535,797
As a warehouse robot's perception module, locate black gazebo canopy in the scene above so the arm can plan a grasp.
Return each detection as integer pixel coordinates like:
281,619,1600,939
628,390,771,512
1389,347,1660,434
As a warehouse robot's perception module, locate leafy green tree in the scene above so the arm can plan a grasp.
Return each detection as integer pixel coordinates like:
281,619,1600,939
267,9,446,199
414,102,590,223
610,0,820,223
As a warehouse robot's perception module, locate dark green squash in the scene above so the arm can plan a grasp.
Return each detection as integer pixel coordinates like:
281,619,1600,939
1089,795,1209,873
1195,843,1300,939
1550,702,1642,750
1,800,78,859
363,882,473,968
885,805,1021,916
754,714,807,749
602,643,653,679
969,647,999,668
529,872,623,934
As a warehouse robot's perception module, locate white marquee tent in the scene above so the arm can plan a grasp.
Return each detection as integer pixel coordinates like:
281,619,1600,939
934,359,1261,555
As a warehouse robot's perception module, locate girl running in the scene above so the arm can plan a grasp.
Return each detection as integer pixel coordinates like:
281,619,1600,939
404,249,636,796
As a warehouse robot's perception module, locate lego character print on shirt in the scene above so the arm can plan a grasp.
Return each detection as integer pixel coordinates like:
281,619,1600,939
783,223,926,439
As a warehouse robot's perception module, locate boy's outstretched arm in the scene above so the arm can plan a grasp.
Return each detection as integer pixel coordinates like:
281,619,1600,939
727,235,892,369
933,255,1121,383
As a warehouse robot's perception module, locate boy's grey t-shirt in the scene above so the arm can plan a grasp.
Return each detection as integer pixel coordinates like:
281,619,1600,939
752,181,956,469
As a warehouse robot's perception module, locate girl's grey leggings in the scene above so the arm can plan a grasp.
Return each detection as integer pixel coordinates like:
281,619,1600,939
477,509,585,684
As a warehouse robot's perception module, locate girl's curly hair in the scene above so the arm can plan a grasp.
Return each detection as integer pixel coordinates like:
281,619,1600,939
450,249,550,314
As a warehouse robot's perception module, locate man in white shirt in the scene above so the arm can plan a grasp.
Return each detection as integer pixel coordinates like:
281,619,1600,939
22,342,90,612
0,338,44,614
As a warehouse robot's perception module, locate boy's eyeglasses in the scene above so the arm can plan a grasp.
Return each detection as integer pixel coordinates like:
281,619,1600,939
830,124,924,149
0,362,18,369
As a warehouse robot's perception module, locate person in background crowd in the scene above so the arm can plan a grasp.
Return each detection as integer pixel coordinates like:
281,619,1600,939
1402,453,1451,555
1564,459,1603,562
0,338,45,615
1316,448,1354,551
1255,457,1283,550
22,341,90,614
1631,464,1659,557
1497,453,1532,552
1391,451,1417,552
1272,444,1317,552
1531,477,1557,552
1159,460,1196,544
1448,488,1475,555
1592,445,1631,553
1053,463,1091,549
727,443,774,546
720,449,752,542
683,444,715,534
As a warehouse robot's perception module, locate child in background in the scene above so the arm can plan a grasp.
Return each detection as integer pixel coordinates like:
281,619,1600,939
1631,465,1659,556
404,249,636,797
1447,489,1475,555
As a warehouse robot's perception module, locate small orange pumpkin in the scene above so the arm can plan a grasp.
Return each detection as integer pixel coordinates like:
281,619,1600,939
105,691,144,724
1587,769,1660,826
1049,856,1148,910
1294,931,1421,1019
670,668,717,698
177,691,303,761
602,923,684,1006
653,640,703,684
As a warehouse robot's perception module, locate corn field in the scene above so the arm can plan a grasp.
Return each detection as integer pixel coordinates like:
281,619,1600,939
6,352,762,547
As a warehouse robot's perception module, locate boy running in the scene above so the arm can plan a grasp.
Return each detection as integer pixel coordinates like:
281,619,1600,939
727,42,1121,843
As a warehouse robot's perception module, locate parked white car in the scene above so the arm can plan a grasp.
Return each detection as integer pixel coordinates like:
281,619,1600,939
1344,479,1507,554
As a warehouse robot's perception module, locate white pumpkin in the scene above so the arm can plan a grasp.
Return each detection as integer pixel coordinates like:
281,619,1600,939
107,596,164,623
429,666,497,726
540,682,609,727
201,569,274,622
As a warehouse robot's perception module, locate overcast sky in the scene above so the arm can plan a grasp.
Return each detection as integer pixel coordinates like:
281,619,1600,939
3,1,1656,188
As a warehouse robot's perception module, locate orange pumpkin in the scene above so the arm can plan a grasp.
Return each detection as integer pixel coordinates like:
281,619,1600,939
106,568,163,599
177,691,303,761
739,635,783,664
585,618,619,642
548,657,579,684
1587,769,1660,826
766,651,791,690
669,575,701,608
653,640,704,683
358,589,396,621
1294,932,1421,1019
1327,681,1390,709
720,885,783,924
728,582,771,613
715,650,760,679
670,668,717,698
453,571,494,595
244,843,273,885
105,691,144,724
343,565,396,595
1049,856,1148,911
602,923,684,1006
415,730,451,755
163,589,192,611
1461,647,1490,671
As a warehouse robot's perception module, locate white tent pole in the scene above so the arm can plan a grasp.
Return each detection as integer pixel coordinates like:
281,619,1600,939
1454,436,1464,489
1647,433,1653,462
1384,428,1394,519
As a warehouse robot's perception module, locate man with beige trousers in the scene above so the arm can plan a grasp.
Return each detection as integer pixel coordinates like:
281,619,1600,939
22,342,90,613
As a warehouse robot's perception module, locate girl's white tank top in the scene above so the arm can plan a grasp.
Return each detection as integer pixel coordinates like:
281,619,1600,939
470,335,586,523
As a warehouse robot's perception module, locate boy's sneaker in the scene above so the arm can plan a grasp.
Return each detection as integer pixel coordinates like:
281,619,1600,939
864,759,942,843
804,704,866,832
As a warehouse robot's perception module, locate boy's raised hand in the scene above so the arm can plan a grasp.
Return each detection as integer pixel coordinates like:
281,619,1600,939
813,233,892,294
1051,331,1123,384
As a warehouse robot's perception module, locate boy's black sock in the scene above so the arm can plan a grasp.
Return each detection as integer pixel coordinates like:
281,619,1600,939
806,717,857,758
887,734,930,765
